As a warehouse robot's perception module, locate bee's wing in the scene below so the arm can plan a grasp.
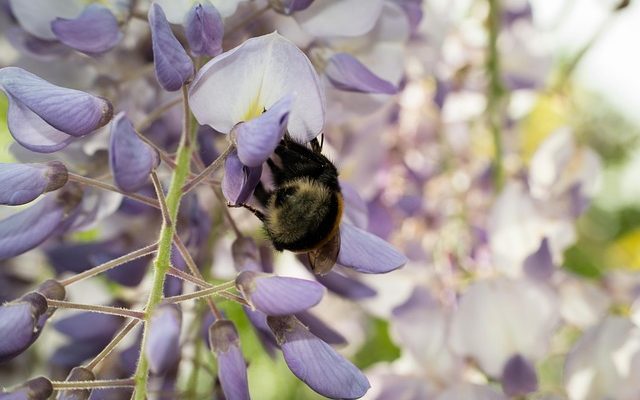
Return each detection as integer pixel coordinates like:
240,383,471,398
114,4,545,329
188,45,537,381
307,230,340,275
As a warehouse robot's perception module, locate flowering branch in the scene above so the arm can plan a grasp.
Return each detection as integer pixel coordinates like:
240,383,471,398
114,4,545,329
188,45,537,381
133,85,198,400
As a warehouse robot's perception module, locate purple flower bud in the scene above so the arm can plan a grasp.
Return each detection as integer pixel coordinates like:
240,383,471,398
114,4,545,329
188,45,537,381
164,244,186,297
523,237,554,281
0,376,53,400
0,161,68,205
146,303,182,375
57,367,95,400
148,3,194,91
222,150,263,206
51,5,122,55
0,67,113,153
267,316,369,399
269,0,315,15
325,53,398,95
109,112,159,193
0,188,83,260
232,95,292,168
0,292,47,362
501,354,538,397
185,3,223,57
236,270,324,316
101,252,151,287
337,222,407,274
315,271,376,299
208,320,250,400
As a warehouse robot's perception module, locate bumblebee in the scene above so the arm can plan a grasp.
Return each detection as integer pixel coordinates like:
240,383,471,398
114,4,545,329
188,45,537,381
244,136,343,275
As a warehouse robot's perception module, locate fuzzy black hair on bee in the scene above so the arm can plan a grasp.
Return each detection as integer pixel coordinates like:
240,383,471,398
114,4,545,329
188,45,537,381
251,136,343,253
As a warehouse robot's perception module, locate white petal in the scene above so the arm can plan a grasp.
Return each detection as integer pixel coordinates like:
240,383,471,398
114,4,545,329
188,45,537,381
189,32,325,143
449,278,559,377
9,0,84,40
564,317,640,400
295,0,384,38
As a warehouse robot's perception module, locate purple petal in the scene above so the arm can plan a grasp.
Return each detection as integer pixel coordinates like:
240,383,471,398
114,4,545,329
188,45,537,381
54,311,123,342
0,67,113,141
271,0,315,14
185,3,223,57
109,112,159,193
0,161,68,205
295,311,347,345
233,95,292,167
337,222,407,274
164,244,186,297
523,237,554,281
51,5,122,55
268,316,369,399
222,150,262,205
325,53,397,95
149,3,194,91
46,240,117,274
57,367,95,400
208,320,250,400
0,377,53,400
0,195,68,260
146,303,182,375
501,354,538,397
340,182,368,229
316,271,376,299
0,292,47,362
236,271,324,316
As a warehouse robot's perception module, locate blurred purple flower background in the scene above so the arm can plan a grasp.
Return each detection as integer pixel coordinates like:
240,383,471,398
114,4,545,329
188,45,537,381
1,0,640,399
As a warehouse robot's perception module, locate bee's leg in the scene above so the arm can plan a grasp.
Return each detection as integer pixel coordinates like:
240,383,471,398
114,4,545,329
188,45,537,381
253,182,271,207
227,202,266,221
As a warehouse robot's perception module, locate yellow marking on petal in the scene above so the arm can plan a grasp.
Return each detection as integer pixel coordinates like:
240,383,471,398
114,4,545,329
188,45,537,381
605,228,640,271
242,94,264,121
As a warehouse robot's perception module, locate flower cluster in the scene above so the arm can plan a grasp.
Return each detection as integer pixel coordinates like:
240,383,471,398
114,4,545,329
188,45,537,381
0,1,409,399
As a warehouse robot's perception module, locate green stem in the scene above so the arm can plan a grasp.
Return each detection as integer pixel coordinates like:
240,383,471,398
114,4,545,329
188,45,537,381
133,86,196,400
487,0,504,190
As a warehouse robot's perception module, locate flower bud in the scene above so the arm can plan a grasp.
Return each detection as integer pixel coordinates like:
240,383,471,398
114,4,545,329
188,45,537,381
208,320,250,400
0,161,68,206
0,376,53,400
185,3,223,57
236,270,324,316
146,303,182,375
148,3,194,91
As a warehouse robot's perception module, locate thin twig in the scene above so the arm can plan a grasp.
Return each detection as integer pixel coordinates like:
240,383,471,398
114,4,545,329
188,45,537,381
163,281,236,304
60,243,158,286
151,170,172,228
46,299,146,320
52,379,136,390
182,144,234,194
67,173,160,209
85,319,140,370
214,189,243,238
167,266,212,288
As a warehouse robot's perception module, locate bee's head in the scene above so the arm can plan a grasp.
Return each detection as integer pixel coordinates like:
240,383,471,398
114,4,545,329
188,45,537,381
264,178,342,252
